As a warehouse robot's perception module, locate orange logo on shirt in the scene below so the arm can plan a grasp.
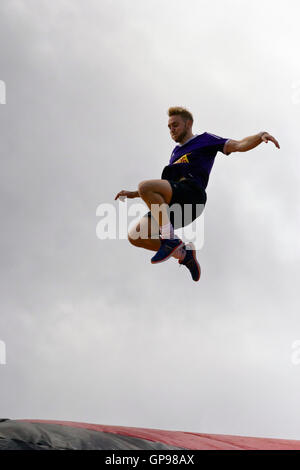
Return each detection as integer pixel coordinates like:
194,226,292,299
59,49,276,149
173,153,191,164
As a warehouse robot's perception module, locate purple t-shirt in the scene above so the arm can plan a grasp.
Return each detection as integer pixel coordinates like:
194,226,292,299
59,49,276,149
161,132,231,189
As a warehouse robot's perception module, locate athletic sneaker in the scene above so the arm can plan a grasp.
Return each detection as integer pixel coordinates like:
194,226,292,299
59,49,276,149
178,242,201,281
151,237,184,264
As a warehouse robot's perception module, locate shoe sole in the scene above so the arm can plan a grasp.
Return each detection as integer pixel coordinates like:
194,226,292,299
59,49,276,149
151,241,184,264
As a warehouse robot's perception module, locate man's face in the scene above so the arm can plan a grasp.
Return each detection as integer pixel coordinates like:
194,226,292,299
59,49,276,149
168,115,190,143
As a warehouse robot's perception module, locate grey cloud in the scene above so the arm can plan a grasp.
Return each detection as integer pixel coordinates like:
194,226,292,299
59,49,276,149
1,0,300,439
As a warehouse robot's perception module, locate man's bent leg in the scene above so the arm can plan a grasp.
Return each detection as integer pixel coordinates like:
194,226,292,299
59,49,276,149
138,180,185,263
128,213,186,261
138,179,173,229
128,215,161,252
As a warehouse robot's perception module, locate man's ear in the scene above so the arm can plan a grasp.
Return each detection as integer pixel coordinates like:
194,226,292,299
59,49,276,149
186,119,193,130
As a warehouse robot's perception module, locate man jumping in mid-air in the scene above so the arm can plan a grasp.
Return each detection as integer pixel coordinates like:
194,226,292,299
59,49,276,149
115,107,280,282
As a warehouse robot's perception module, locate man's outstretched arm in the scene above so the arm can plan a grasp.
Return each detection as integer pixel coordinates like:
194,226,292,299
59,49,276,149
224,132,280,154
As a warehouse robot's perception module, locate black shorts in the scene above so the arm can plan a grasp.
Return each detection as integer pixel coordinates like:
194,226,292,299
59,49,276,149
146,178,207,229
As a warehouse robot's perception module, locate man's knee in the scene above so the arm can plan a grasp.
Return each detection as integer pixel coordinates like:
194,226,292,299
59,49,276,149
128,215,159,247
128,222,144,247
128,232,143,247
138,180,150,197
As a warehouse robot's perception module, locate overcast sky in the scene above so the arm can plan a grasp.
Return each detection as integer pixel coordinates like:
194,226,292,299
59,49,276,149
1,0,300,440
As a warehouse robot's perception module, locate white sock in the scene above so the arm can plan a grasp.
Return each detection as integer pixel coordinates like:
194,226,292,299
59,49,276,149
160,222,175,239
172,244,186,261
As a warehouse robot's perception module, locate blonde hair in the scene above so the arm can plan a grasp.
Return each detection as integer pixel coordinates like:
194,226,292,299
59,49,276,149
168,106,193,124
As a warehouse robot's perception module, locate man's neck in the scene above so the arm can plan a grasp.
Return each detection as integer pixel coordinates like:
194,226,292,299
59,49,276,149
178,133,196,146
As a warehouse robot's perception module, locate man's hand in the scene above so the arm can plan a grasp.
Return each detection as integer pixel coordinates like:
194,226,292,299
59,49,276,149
260,132,280,149
114,190,139,201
